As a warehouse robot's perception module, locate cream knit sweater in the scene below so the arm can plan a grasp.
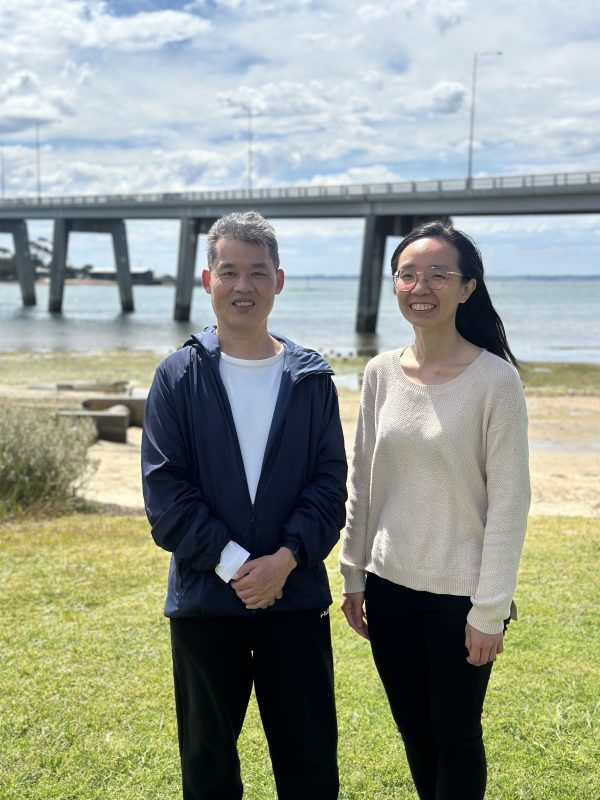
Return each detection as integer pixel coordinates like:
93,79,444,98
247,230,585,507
340,348,531,634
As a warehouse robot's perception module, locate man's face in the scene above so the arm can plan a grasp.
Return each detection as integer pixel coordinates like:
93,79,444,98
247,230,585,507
202,238,284,337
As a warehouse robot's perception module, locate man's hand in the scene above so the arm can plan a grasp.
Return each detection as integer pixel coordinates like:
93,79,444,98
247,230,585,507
231,547,297,609
465,622,504,666
341,592,369,640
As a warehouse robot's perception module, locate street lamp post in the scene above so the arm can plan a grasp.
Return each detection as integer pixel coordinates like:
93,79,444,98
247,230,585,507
35,122,42,200
223,98,255,192
0,144,5,199
239,101,253,193
467,51,502,188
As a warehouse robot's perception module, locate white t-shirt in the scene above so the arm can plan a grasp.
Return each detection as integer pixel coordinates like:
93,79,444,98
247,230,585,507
214,345,285,583
219,347,285,503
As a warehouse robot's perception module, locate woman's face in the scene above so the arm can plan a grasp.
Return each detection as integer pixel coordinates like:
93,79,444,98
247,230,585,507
394,237,476,331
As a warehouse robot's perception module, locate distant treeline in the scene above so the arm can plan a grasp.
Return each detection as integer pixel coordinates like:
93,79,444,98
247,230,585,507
0,237,168,284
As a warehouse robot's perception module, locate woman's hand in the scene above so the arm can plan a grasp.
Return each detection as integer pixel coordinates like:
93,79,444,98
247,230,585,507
465,622,504,666
341,592,369,640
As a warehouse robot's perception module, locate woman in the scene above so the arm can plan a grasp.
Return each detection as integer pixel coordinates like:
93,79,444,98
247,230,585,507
340,221,530,800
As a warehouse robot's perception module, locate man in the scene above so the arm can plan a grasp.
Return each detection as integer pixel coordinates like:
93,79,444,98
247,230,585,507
141,211,347,800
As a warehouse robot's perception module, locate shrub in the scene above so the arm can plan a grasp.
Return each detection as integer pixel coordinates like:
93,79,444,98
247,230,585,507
0,401,97,517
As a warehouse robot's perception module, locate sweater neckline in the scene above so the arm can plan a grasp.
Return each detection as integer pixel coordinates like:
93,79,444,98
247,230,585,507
394,347,486,392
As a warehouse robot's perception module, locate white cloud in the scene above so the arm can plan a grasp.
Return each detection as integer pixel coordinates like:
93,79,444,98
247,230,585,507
0,71,76,133
0,0,210,57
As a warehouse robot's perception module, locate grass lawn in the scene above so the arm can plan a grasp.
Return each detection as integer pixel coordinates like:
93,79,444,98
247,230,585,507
2,349,600,394
1,513,598,799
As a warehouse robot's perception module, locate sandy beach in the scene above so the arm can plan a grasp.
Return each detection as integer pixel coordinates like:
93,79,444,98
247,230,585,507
76,390,599,518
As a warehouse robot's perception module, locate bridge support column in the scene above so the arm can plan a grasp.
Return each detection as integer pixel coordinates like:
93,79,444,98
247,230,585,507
0,220,36,306
356,215,398,333
109,221,134,313
174,217,216,321
50,219,134,313
356,214,449,333
49,219,70,313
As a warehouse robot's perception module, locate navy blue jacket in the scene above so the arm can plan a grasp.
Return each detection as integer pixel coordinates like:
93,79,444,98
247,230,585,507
141,327,348,618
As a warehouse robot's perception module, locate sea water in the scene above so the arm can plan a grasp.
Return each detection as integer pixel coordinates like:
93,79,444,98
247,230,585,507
0,277,599,363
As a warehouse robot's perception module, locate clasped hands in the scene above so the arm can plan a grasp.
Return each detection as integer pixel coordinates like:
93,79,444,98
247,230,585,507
231,546,297,610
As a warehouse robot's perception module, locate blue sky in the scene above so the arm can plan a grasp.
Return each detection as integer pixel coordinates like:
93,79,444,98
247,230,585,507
0,0,599,276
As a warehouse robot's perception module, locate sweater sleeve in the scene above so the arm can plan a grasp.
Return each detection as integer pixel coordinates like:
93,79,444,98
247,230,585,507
340,364,377,593
467,378,531,634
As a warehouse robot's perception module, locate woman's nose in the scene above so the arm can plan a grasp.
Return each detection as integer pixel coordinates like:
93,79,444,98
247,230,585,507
411,273,430,292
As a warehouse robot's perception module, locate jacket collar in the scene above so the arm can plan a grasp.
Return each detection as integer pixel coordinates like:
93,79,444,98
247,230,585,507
185,326,333,382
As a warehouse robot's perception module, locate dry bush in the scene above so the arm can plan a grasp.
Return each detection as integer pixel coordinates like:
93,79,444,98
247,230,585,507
0,401,97,517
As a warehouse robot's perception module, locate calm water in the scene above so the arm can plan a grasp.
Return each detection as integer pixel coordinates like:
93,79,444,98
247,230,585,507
1,277,599,363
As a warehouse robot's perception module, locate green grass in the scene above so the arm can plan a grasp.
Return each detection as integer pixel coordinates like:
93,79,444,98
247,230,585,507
1,515,598,799
1,350,599,394
0,350,165,388
519,361,600,395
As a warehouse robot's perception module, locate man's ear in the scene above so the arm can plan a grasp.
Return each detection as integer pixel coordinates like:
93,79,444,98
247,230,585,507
275,268,285,295
202,269,212,294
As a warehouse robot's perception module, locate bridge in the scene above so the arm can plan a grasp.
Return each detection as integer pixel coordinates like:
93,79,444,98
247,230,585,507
1,170,599,332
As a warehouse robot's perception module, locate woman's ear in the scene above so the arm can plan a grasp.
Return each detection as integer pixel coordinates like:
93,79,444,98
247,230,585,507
460,278,477,303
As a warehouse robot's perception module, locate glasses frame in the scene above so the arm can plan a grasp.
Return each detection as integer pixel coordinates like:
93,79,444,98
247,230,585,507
392,268,465,292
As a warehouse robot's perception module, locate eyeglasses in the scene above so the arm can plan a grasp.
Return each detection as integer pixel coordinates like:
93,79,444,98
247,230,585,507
392,267,465,292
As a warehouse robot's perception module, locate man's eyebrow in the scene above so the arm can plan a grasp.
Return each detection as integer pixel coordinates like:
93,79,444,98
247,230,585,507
216,261,270,268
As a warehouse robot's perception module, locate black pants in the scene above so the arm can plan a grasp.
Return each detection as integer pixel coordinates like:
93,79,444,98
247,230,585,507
365,574,495,800
170,609,338,800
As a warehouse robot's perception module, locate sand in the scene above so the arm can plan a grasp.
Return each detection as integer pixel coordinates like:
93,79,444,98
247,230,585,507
79,391,599,518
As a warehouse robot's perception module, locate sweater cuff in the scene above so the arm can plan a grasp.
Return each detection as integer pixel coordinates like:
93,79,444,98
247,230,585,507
340,564,367,594
467,604,507,635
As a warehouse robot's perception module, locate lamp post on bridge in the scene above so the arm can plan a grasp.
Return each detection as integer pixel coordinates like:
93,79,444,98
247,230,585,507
224,97,255,192
467,51,502,189
242,101,254,193
1,144,5,199
35,122,42,200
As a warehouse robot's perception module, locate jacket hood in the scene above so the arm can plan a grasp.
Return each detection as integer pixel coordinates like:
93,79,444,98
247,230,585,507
184,325,333,382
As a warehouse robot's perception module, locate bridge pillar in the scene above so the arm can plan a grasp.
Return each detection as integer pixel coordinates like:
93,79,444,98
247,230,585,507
49,219,134,313
0,220,36,306
49,219,70,313
174,217,216,321
356,214,450,333
356,215,399,333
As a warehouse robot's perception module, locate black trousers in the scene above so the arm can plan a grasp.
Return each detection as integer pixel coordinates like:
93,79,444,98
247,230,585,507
170,609,338,800
365,574,495,800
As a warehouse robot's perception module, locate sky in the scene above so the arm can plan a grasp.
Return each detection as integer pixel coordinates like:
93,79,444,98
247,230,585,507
0,0,599,277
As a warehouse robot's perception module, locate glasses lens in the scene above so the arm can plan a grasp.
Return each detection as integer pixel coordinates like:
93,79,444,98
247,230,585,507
394,267,452,290
428,269,449,289
396,270,416,290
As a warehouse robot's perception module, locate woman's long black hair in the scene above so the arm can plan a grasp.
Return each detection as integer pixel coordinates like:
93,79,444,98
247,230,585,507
390,220,519,367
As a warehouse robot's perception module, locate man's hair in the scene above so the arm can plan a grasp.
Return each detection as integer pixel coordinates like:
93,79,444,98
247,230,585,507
206,211,280,269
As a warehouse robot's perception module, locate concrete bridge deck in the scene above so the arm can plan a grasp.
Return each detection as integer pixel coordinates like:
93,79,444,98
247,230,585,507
1,170,599,218
1,171,599,331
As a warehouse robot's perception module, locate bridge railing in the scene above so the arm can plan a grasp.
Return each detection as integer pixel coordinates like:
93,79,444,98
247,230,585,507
0,170,598,209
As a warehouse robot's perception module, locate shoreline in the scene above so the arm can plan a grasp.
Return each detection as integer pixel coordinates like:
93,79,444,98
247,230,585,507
1,380,597,519
78,392,599,518
0,352,598,518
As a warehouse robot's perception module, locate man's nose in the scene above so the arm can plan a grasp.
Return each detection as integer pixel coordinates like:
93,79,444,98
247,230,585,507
234,272,253,290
